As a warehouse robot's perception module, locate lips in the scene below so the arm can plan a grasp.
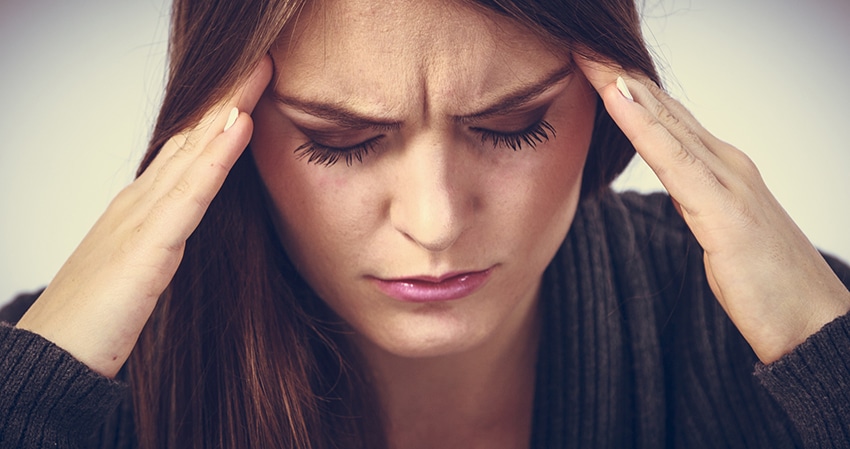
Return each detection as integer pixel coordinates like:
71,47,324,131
370,268,494,303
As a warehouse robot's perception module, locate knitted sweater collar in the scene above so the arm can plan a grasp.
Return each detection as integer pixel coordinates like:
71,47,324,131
530,192,666,448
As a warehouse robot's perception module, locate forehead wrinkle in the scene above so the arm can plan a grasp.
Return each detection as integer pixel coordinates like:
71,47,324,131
414,11,500,123
396,2,475,125
454,61,575,123
273,0,569,128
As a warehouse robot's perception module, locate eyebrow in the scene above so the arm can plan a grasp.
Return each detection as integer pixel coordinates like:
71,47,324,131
454,63,575,123
269,92,402,130
269,62,574,128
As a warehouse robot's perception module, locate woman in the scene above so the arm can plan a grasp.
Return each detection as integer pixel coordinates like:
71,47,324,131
2,0,849,447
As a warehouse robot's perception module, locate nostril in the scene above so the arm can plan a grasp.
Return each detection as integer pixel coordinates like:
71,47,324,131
400,222,461,253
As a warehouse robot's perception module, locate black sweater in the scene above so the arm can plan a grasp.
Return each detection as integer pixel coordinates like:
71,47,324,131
2,191,849,448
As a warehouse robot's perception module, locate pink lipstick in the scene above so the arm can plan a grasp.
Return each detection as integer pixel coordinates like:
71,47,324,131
371,268,493,303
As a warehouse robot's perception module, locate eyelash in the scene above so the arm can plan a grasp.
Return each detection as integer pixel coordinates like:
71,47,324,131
294,119,556,167
473,120,556,152
294,138,381,167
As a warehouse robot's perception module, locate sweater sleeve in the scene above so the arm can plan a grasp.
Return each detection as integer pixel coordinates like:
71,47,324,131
617,191,850,447
754,252,850,448
755,310,850,448
0,324,128,449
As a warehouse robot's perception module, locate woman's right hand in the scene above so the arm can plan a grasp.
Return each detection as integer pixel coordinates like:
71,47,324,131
15,57,273,378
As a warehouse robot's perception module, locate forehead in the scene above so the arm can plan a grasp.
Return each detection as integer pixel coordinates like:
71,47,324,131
271,0,567,115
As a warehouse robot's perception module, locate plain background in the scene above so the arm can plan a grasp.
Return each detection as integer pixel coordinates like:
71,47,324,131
1,0,848,307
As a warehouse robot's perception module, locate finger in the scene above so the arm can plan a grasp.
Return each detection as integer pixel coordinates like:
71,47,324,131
142,56,272,182
620,77,755,193
144,116,254,248
143,55,267,245
576,54,736,209
232,54,273,115
617,76,722,166
186,54,273,137
575,55,623,94
136,105,254,244
597,76,726,212
576,54,724,152
197,54,273,141
626,76,728,155
577,55,703,150
185,55,273,146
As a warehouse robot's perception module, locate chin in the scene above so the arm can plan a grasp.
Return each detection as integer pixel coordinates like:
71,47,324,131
358,310,491,360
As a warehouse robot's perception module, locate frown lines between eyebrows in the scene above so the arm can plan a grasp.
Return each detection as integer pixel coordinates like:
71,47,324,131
270,92,403,131
269,62,573,130
454,63,575,124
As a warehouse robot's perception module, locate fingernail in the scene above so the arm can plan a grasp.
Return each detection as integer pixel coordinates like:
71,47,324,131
224,107,239,131
616,76,634,101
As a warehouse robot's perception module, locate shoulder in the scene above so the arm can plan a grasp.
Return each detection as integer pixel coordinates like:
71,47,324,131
0,288,43,325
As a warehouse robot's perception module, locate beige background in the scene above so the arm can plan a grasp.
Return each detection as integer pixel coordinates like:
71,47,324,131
1,0,848,305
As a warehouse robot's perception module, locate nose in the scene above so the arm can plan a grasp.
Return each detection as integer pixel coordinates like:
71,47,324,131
389,141,473,252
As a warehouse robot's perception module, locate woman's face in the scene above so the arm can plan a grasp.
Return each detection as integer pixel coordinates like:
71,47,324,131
251,0,597,358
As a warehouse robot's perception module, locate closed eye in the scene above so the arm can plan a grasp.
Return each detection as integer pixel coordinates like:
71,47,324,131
293,135,386,167
471,119,556,151
293,119,557,167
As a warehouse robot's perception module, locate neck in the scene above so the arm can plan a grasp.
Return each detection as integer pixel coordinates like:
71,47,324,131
353,293,541,449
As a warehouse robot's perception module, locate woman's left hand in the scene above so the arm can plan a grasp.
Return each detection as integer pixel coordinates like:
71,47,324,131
576,56,850,364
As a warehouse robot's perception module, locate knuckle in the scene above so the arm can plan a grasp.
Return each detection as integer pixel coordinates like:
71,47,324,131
720,196,760,230
677,125,704,151
659,107,682,129
164,177,210,211
729,148,760,178
638,108,660,131
170,178,192,198
167,132,189,150
669,140,698,169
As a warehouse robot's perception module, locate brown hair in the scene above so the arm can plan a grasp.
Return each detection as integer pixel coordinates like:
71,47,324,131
127,0,659,447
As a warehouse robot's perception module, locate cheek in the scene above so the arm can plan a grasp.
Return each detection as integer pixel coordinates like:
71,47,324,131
543,82,596,194
250,109,379,276
248,81,595,280
501,90,594,212
491,87,594,252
